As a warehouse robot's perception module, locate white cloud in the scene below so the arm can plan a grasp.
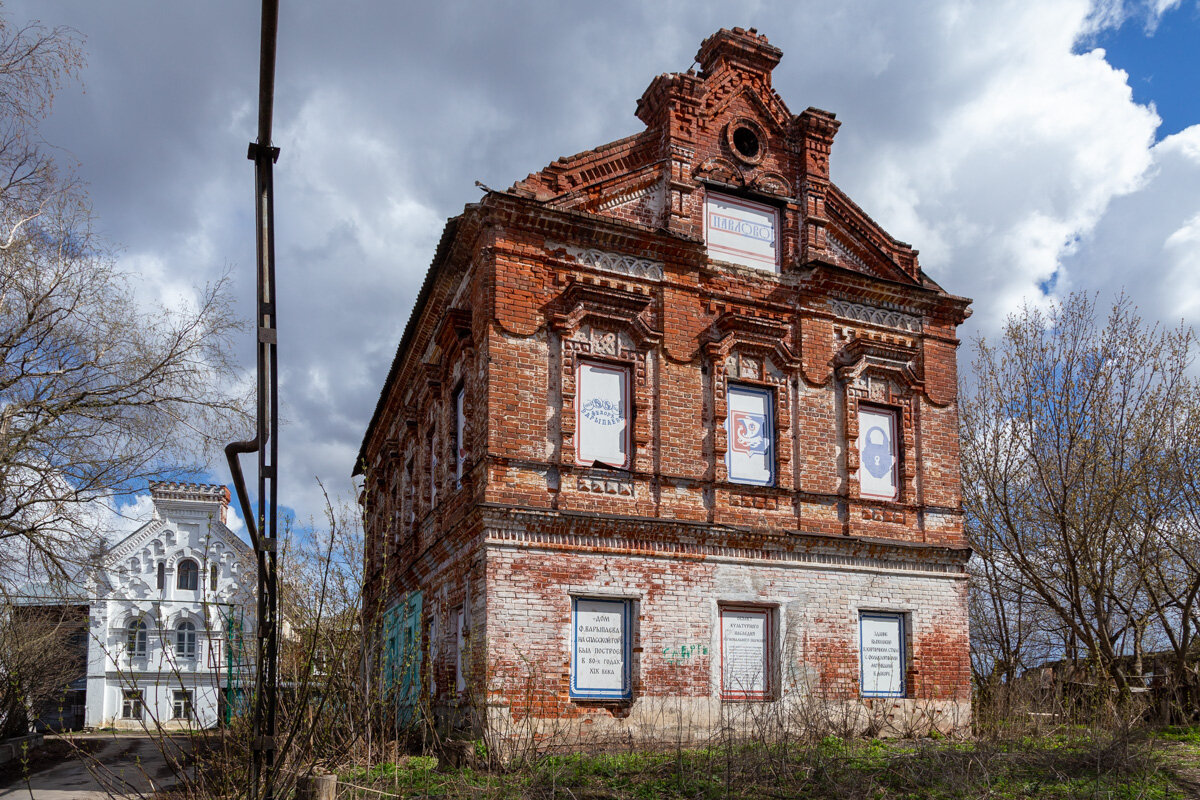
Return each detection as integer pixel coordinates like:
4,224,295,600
3,0,1195,527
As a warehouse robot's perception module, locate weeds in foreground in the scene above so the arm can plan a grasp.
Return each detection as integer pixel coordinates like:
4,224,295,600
331,728,1198,800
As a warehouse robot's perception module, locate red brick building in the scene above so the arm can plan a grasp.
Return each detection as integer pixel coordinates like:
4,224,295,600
357,28,973,741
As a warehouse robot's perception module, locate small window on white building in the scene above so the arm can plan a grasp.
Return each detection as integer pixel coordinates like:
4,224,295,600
860,612,906,698
177,559,199,591
857,407,898,500
704,192,780,273
122,689,143,720
725,384,774,486
720,606,773,700
210,564,218,591
576,361,630,468
455,385,466,487
157,562,165,590
175,621,197,659
570,597,632,700
127,619,147,658
172,690,193,720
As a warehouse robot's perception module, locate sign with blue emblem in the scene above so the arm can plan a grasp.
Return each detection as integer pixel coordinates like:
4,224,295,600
858,408,897,499
726,385,773,485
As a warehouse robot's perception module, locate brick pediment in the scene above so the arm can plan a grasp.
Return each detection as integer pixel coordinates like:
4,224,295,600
549,280,660,347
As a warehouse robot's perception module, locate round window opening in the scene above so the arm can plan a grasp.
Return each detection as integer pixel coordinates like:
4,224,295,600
732,126,760,160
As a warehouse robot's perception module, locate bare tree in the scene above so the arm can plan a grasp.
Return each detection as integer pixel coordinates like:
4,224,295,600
961,293,1197,694
0,585,87,739
0,13,248,577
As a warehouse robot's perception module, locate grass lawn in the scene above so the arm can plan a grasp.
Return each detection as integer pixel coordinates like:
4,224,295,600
334,725,1200,799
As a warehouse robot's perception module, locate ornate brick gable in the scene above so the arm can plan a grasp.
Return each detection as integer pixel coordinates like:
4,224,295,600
509,28,926,289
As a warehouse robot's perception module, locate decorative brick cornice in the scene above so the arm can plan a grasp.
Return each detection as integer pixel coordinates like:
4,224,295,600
149,482,229,506
561,245,664,282
480,507,969,576
829,299,922,334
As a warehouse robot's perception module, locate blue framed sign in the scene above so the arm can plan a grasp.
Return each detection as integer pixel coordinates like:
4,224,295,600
726,384,774,486
859,611,906,697
570,597,632,700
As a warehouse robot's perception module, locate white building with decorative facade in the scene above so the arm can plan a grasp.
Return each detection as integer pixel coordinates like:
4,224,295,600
84,482,253,730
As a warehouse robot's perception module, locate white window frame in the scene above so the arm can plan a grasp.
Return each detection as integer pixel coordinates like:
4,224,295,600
175,620,198,659
857,406,899,500
859,611,907,698
704,191,780,273
127,619,148,658
172,689,193,720
719,606,773,700
570,597,633,701
725,383,775,486
122,689,143,720
575,360,631,469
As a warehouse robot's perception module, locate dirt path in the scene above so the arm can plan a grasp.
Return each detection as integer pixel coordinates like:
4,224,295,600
0,733,186,800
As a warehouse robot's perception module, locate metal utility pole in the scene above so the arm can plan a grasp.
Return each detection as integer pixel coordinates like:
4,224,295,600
225,1,281,798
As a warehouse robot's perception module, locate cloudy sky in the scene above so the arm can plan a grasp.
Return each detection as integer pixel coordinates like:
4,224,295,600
7,0,1198,535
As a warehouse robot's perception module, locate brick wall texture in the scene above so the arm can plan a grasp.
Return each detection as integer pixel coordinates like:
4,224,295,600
357,27,974,741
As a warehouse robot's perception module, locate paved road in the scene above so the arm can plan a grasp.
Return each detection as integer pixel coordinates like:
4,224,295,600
0,734,185,800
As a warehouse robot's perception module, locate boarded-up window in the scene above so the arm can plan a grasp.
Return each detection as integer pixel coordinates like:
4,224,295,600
860,612,906,697
455,386,466,486
721,607,771,699
429,427,438,509
570,597,632,700
858,407,898,500
454,607,466,694
704,192,779,272
726,384,774,486
576,362,630,468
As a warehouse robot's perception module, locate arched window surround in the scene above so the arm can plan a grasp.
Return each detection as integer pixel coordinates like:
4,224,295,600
127,618,148,658
177,558,199,591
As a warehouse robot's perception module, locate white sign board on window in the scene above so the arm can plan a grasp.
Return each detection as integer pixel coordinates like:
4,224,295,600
571,598,630,699
721,608,770,698
726,385,773,485
705,193,779,272
858,407,897,499
860,612,905,697
577,362,629,467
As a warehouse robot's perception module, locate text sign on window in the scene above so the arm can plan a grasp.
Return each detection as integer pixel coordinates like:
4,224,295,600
577,362,629,467
858,407,898,499
571,597,631,699
860,612,905,697
721,608,770,698
726,385,773,485
705,193,779,272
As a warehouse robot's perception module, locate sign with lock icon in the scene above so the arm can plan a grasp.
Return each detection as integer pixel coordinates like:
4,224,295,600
858,408,897,499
